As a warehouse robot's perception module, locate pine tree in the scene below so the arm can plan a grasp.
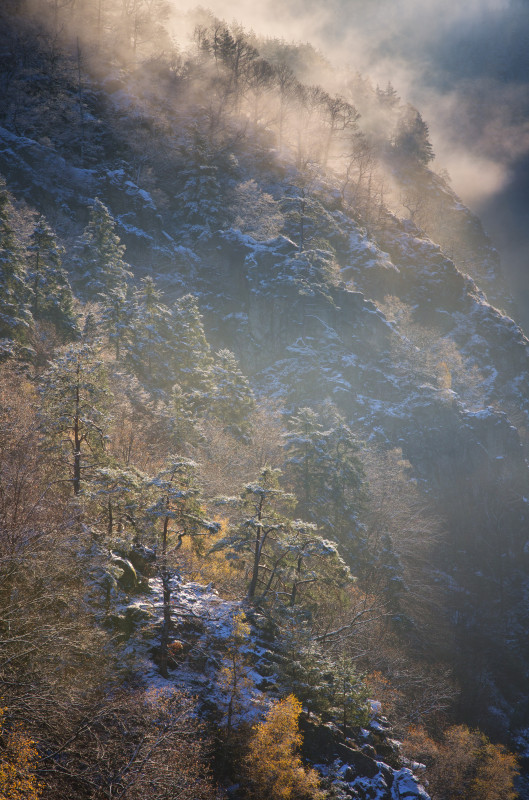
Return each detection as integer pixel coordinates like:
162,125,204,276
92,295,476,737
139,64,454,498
125,277,175,396
145,457,219,677
280,169,340,253
214,467,351,606
280,524,351,609
89,464,150,540
209,348,255,439
319,406,367,543
75,198,132,297
392,105,435,166
177,133,222,237
284,407,327,513
285,404,369,574
167,383,202,450
328,653,370,737
0,187,32,352
277,623,336,716
213,467,296,601
100,284,133,360
39,341,112,495
171,293,213,410
376,81,400,108
28,215,78,337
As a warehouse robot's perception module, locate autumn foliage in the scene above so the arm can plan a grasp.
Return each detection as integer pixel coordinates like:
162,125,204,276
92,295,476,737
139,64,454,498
243,695,322,800
402,723,518,800
0,706,42,800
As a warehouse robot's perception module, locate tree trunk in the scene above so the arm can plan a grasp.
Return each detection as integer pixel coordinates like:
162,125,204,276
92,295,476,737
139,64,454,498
73,357,81,495
159,511,171,678
160,569,171,679
247,526,262,600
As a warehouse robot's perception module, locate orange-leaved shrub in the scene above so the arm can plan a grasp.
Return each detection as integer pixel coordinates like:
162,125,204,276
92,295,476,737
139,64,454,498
0,705,42,800
402,723,518,800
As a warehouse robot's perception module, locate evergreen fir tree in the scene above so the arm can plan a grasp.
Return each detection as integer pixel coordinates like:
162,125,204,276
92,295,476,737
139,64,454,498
285,404,369,574
28,215,78,337
0,186,33,351
328,652,370,737
284,407,327,514
176,132,222,236
171,293,213,411
82,308,101,344
167,383,202,450
209,348,255,439
125,276,175,396
319,404,367,542
376,81,400,108
277,622,335,716
392,105,435,166
75,198,132,297
100,284,133,360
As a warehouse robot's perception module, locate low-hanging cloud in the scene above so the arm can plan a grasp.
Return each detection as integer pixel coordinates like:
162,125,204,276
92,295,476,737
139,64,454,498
172,0,529,312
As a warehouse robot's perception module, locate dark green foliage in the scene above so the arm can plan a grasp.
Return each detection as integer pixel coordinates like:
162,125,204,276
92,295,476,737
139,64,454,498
278,622,337,716
28,215,78,336
285,404,369,573
145,456,219,677
167,383,202,449
0,187,32,349
213,467,351,607
99,284,133,360
176,132,223,236
213,467,296,601
329,652,371,736
209,348,255,438
145,456,216,554
75,199,132,297
88,464,151,540
171,293,213,409
125,276,175,396
277,616,370,728
392,105,434,166
0,4,524,781
284,407,327,513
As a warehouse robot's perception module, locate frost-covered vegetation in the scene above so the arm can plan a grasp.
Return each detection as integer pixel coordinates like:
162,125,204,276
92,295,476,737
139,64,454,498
0,0,528,797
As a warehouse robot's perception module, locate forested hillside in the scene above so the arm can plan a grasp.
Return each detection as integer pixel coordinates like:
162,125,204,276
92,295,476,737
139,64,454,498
0,1,527,798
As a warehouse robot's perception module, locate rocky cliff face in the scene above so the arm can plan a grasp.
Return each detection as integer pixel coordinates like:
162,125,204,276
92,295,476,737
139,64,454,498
184,211,529,737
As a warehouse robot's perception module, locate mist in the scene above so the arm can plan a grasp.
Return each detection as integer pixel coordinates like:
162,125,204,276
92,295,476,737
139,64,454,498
171,0,529,318
7,0,529,317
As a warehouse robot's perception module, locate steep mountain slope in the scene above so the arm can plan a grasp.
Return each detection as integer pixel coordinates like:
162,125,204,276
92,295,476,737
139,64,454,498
1,1,528,793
